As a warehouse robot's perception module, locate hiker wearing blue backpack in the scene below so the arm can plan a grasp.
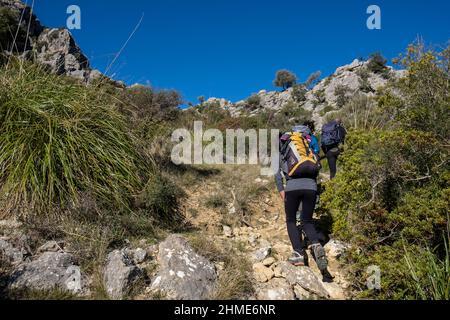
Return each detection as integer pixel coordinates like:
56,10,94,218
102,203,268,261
321,119,347,180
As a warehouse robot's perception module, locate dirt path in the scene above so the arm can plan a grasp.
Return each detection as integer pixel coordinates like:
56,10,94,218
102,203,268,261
181,165,352,300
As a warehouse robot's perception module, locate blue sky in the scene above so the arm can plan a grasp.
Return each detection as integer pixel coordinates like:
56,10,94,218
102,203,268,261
32,0,449,104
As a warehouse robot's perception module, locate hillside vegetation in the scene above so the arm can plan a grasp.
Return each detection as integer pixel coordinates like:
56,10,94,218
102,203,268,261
1,30,449,300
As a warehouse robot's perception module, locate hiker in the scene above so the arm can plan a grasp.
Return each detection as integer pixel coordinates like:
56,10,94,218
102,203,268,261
275,126,331,280
321,119,347,180
303,121,320,158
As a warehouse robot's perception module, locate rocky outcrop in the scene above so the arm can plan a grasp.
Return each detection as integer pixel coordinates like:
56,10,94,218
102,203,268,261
149,235,217,300
1,0,106,84
204,59,405,126
34,28,102,83
0,0,43,51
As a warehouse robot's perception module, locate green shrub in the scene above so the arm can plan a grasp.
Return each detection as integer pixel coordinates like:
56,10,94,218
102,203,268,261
126,85,182,122
319,129,449,299
0,61,146,217
292,84,307,103
334,85,351,108
246,94,261,109
367,53,390,78
136,174,185,226
357,68,374,93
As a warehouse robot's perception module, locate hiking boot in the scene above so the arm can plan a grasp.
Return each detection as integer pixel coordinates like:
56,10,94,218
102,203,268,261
288,251,307,267
311,243,328,272
321,269,334,283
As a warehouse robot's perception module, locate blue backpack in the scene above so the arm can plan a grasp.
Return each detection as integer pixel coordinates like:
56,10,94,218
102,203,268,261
321,121,343,147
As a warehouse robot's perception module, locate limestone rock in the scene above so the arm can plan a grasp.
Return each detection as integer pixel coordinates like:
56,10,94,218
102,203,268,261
223,225,233,238
253,263,275,283
9,252,84,294
262,257,276,267
257,278,295,300
132,248,148,264
103,250,143,300
324,240,349,260
252,246,271,262
0,239,28,265
150,235,217,300
279,262,329,299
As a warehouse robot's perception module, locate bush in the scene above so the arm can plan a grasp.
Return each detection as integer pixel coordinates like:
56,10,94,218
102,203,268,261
389,43,450,140
126,85,182,122
246,94,261,110
357,68,374,93
319,129,449,299
305,71,321,89
334,85,351,108
136,174,185,226
292,84,307,103
333,94,389,130
313,89,326,105
0,61,146,218
271,100,312,131
367,53,390,78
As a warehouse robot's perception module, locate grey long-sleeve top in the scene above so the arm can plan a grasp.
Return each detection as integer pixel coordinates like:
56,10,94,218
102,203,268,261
274,159,317,193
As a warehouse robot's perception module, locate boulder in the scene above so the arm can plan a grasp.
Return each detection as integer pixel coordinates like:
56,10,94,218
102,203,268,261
252,246,271,262
256,278,295,300
253,263,274,283
150,235,217,300
131,248,148,265
103,250,143,300
0,238,28,265
262,257,276,267
324,240,349,260
321,282,346,300
279,262,329,299
9,252,83,294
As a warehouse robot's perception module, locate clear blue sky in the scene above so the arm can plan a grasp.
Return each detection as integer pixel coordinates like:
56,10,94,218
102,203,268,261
32,0,449,104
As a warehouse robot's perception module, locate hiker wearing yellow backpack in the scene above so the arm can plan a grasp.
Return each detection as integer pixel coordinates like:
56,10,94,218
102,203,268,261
275,125,333,282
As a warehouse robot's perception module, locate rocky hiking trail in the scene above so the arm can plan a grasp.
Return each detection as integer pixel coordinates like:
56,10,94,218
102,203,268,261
0,167,353,300
140,166,354,301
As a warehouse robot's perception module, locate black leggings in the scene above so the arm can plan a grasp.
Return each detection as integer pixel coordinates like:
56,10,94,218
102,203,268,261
285,189,320,254
326,149,340,180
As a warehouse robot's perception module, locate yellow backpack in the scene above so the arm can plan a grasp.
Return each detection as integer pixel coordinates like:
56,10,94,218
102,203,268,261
280,132,318,178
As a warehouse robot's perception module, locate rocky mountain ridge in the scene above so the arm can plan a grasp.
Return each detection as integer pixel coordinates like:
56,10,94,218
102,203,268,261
0,0,108,84
204,59,406,126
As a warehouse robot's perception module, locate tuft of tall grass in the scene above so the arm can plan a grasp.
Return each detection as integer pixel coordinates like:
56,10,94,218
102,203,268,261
404,231,450,300
0,60,146,218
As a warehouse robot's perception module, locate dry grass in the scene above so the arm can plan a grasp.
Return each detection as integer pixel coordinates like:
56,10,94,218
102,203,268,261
189,234,254,300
